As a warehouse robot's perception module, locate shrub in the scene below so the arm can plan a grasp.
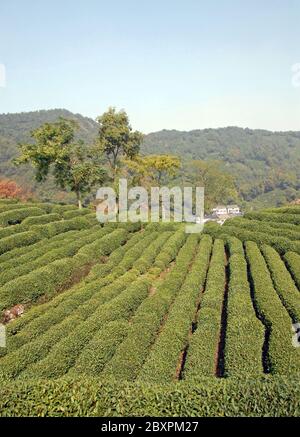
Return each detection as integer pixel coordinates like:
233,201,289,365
245,241,300,374
204,223,300,255
0,227,111,286
284,251,300,290
0,228,129,310
244,212,300,225
69,320,130,376
261,245,300,322
22,213,61,226
63,209,91,219
223,238,264,377
51,204,77,215
184,239,225,379
0,231,41,255
31,216,92,238
224,217,300,241
4,232,155,349
1,376,300,417
0,207,44,226
0,315,81,379
20,277,150,378
139,235,212,383
102,234,200,381
264,206,300,215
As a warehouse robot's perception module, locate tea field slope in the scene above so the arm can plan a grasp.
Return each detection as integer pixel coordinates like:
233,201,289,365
0,201,299,416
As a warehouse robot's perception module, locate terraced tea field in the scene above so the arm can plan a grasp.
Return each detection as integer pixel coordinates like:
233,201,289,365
0,200,300,416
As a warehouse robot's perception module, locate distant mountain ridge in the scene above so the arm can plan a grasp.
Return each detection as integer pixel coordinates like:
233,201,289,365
0,109,299,207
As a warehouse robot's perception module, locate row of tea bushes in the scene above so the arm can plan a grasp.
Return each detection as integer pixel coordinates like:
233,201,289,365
0,228,128,311
1,376,300,417
0,226,111,286
244,212,300,226
224,238,264,377
0,213,61,239
284,252,300,290
0,216,94,256
245,241,300,374
69,320,130,376
139,235,212,383
183,239,225,379
3,231,168,354
18,277,151,379
224,218,300,241
204,222,300,255
0,207,45,227
261,245,300,322
102,234,200,381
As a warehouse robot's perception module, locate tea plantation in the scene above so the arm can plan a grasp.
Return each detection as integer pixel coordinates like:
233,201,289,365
0,200,299,416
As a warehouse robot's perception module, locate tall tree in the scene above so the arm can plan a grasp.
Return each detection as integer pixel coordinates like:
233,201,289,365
96,107,143,182
189,160,238,212
14,118,107,208
122,154,181,187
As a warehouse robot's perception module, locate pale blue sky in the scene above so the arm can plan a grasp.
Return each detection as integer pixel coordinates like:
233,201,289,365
0,0,299,132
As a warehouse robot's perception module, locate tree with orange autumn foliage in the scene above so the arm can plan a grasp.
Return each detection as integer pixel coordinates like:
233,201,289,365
0,179,31,200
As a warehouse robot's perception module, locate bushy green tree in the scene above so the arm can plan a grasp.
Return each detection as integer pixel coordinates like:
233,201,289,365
96,107,143,181
14,118,106,208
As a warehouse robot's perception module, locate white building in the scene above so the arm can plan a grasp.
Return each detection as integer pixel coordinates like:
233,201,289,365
227,205,241,215
212,205,228,216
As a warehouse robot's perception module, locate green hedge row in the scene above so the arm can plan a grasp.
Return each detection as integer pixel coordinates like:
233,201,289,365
0,226,112,286
87,232,159,282
0,229,135,360
63,209,91,219
0,217,93,256
245,241,300,374
261,245,300,322
51,204,77,214
150,228,187,272
0,231,42,256
264,206,300,215
0,199,18,204
22,213,61,226
0,230,78,265
3,230,164,353
0,228,128,311
69,320,130,376
204,222,300,255
1,376,300,417
30,216,91,238
139,235,212,383
224,238,264,377
0,207,45,226
0,202,75,215
3,270,136,358
0,203,44,213
0,314,82,379
86,231,146,282
284,251,300,290
224,217,300,241
184,239,225,379
244,211,300,225
102,234,200,382
0,226,96,273
19,277,150,379
0,213,61,240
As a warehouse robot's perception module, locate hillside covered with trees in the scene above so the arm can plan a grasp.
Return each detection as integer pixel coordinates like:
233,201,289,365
143,128,300,209
0,109,299,209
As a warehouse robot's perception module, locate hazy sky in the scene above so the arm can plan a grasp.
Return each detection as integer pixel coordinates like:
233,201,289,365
0,0,299,133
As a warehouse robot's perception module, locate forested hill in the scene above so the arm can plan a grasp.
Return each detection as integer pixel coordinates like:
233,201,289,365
0,109,299,207
0,109,99,202
143,127,300,207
